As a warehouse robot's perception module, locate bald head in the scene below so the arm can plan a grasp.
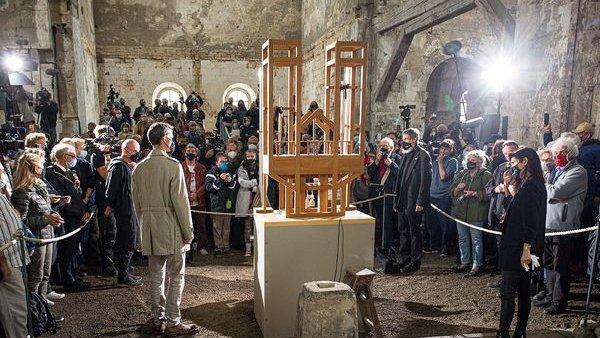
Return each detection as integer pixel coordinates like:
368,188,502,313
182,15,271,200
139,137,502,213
122,139,140,157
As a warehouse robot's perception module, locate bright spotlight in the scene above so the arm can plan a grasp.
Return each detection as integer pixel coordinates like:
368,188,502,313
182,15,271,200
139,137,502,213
481,59,516,92
3,54,24,73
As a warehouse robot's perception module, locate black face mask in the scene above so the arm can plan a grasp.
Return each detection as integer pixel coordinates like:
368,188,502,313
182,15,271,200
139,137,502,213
129,152,141,162
466,161,477,170
511,166,520,177
401,141,413,150
244,159,257,169
185,153,196,161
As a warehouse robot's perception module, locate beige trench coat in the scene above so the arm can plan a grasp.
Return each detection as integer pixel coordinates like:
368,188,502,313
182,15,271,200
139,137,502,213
132,149,194,256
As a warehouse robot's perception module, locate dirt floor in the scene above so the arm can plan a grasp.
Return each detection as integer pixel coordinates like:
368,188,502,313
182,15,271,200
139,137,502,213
50,251,599,337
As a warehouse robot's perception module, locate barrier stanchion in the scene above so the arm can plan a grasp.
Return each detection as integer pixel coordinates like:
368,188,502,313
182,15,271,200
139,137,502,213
583,218,600,326
382,194,386,251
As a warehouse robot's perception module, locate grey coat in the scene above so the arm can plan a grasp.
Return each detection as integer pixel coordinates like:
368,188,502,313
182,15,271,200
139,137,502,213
132,149,194,256
545,161,588,232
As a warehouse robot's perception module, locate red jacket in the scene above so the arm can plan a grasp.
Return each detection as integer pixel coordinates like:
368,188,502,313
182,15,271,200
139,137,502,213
182,161,207,208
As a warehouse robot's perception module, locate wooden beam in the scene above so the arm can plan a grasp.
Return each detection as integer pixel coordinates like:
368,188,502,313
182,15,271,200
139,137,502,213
374,33,414,102
373,0,476,34
403,0,477,35
475,0,515,39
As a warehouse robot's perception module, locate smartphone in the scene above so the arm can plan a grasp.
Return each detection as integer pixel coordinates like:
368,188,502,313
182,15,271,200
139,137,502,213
543,113,550,126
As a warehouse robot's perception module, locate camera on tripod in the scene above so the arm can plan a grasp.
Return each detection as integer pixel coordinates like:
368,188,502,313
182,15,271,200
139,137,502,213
398,104,416,129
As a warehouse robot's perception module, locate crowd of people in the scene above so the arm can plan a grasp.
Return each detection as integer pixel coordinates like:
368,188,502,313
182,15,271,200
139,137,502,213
0,86,599,337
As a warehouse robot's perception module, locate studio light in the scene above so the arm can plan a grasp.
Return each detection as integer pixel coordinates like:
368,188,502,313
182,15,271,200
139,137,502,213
481,58,516,92
3,54,24,73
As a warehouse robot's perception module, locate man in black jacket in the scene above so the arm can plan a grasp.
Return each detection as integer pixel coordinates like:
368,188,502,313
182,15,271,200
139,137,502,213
392,128,432,274
105,139,143,286
133,99,148,122
45,143,91,292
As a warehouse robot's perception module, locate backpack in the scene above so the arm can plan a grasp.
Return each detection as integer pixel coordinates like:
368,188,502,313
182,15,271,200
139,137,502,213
29,291,58,336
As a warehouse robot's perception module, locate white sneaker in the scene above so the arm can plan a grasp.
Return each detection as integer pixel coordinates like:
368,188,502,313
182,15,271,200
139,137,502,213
46,299,55,306
47,291,65,301
199,249,209,256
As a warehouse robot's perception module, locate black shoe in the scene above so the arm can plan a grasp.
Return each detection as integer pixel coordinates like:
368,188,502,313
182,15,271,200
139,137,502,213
464,268,481,278
118,277,143,287
532,290,547,301
63,281,89,293
75,278,91,288
533,297,552,308
543,303,565,315
440,249,449,258
423,247,439,254
400,263,420,274
384,261,401,275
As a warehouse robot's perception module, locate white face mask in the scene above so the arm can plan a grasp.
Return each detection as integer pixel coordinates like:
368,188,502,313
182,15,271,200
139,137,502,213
68,158,77,168
79,150,88,159
248,144,258,151
227,151,237,159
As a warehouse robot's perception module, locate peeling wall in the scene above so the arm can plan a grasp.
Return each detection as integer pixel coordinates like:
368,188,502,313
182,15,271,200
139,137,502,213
93,0,301,119
0,0,51,49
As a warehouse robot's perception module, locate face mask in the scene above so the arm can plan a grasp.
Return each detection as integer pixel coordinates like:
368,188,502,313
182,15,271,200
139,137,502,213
79,150,88,159
123,128,129,133
244,121,251,127
244,159,257,169
227,151,237,159
129,151,141,162
248,144,258,151
185,153,196,161
554,153,568,167
68,158,77,168
511,165,520,177
466,161,477,170
218,161,229,172
116,114,123,119
232,124,239,129
401,141,413,150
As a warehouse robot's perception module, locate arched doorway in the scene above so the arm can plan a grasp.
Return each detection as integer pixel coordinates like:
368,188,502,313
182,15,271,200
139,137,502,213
425,57,484,126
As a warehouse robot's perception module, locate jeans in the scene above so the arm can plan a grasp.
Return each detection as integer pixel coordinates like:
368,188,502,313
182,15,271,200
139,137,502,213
498,270,531,337
425,196,453,250
28,242,53,298
457,221,484,268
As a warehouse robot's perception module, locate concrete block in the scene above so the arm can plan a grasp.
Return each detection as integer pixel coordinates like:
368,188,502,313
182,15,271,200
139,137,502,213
297,281,358,338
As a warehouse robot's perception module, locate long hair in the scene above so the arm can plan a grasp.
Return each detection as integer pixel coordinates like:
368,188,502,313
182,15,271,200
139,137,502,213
13,153,45,191
511,147,544,183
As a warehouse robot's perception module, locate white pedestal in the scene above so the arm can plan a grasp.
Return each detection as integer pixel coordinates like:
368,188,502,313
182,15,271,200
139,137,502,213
253,210,375,338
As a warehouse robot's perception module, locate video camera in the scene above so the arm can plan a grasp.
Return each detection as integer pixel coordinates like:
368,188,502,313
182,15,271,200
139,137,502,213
107,84,120,103
0,130,25,155
35,87,51,104
84,129,121,159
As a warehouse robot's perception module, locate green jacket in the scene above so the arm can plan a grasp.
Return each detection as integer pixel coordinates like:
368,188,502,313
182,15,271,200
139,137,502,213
449,168,492,223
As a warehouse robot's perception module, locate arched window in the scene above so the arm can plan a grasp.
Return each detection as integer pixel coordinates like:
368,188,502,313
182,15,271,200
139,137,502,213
152,82,186,108
223,83,256,109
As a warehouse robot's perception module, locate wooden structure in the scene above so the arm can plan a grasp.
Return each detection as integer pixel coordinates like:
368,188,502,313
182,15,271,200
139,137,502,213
343,268,381,335
259,39,368,217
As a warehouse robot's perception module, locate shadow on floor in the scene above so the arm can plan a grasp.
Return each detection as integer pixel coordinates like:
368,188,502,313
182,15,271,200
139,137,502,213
404,301,470,317
182,299,261,338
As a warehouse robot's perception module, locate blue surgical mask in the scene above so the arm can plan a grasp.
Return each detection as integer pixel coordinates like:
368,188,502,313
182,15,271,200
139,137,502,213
79,150,88,159
68,158,77,168
218,161,229,172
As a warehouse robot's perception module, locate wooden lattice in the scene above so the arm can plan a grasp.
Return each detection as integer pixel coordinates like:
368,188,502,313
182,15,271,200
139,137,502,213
258,39,368,218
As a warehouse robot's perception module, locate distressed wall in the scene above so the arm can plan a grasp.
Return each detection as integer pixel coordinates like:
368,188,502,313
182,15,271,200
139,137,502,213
0,0,51,49
94,0,301,122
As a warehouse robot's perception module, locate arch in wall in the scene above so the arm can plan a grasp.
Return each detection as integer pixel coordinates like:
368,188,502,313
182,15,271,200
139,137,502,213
425,57,485,126
152,82,187,107
222,83,257,109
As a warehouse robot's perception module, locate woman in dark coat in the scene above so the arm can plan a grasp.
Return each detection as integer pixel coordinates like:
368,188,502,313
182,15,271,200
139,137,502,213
497,147,547,338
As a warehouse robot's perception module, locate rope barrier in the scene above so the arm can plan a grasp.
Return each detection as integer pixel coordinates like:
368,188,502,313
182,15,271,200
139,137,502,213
20,211,96,245
429,203,502,235
0,238,18,253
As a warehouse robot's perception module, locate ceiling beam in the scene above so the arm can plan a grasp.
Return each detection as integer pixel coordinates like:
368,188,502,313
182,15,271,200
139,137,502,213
373,0,476,34
374,33,414,102
475,0,515,39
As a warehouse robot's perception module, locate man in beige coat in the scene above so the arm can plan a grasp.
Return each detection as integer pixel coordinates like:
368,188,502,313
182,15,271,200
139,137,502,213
132,122,198,336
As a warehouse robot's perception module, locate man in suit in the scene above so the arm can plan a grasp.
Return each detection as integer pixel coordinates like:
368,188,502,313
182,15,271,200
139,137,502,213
132,122,198,336
45,143,91,292
392,128,432,274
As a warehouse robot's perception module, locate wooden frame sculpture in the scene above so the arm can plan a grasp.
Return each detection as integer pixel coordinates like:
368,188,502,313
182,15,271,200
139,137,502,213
259,39,368,218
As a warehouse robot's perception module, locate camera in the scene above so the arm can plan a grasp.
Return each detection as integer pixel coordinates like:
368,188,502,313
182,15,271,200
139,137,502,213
107,84,120,103
35,87,51,104
0,130,25,155
84,129,121,159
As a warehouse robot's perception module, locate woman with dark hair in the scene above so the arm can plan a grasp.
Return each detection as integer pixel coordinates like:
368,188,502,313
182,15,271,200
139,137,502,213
497,147,546,338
